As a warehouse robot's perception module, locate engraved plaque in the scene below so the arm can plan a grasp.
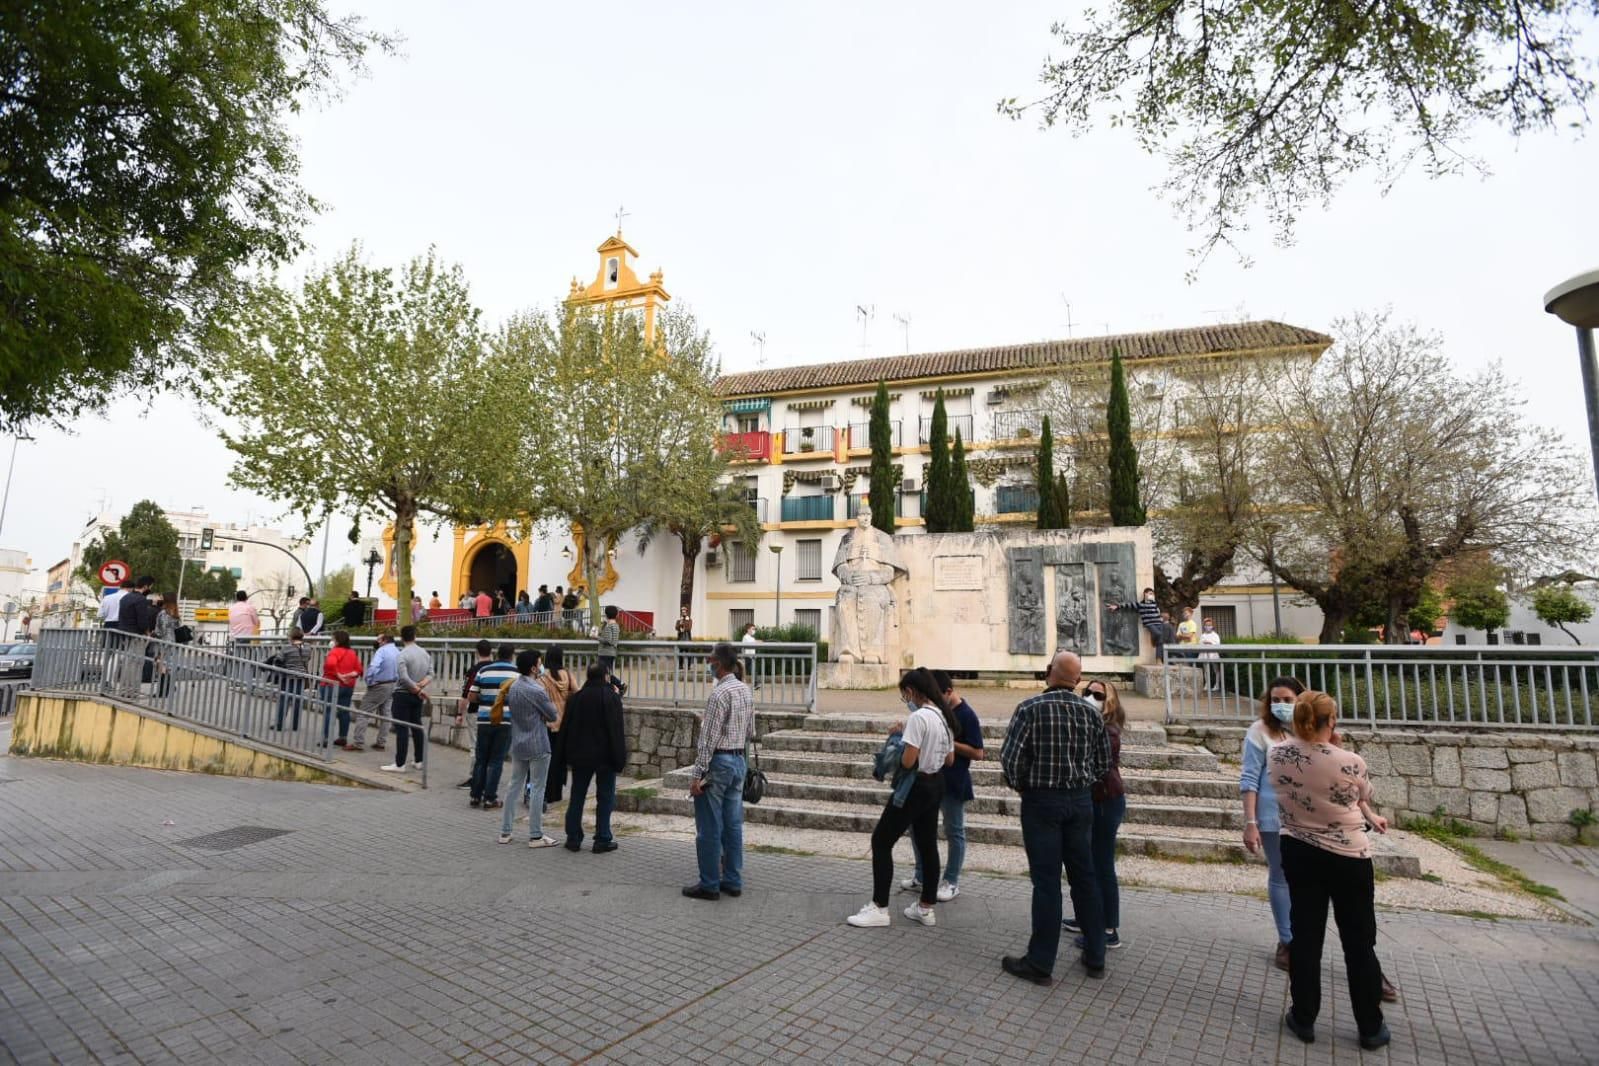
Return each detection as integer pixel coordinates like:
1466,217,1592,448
933,555,984,591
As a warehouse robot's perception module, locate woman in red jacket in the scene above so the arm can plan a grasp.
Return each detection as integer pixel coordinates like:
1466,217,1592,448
322,629,362,748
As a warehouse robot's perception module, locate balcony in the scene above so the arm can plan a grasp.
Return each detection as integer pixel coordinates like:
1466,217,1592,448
847,493,907,519
780,495,836,522
992,409,1044,441
847,420,902,449
782,425,836,456
717,430,771,462
995,484,1040,514
738,497,768,523
917,414,974,445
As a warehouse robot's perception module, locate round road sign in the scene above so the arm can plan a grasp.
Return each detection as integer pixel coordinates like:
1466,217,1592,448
98,559,131,586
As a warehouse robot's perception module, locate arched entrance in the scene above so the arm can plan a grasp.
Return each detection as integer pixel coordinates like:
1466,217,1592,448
467,542,518,605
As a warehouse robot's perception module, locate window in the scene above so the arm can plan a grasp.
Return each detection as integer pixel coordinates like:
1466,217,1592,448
796,539,822,581
729,609,754,635
794,609,822,637
737,414,761,433
1202,605,1238,639
606,257,619,286
1526,633,1542,646
727,542,756,583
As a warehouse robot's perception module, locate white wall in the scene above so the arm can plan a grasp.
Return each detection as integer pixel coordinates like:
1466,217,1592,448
1443,587,1599,647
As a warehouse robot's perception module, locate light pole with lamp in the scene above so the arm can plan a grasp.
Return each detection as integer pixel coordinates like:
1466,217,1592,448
1262,521,1283,637
769,544,784,628
363,548,383,598
1545,268,1599,501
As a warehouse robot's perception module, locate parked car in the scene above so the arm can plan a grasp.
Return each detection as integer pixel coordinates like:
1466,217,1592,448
0,643,36,679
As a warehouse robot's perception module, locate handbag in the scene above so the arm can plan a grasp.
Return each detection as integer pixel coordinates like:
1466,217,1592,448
742,725,767,805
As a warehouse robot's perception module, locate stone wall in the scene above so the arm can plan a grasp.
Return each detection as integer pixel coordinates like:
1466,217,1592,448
619,705,810,780
1171,723,1599,842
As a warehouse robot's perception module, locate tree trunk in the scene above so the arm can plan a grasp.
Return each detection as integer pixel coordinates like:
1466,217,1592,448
395,498,416,627
1317,607,1348,645
583,540,602,632
677,532,700,609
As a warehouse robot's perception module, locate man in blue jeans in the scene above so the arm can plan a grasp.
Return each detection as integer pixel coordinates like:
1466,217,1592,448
682,642,754,901
998,650,1112,984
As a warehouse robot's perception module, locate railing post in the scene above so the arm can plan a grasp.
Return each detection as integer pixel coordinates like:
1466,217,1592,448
1163,652,1173,725
1365,647,1377,729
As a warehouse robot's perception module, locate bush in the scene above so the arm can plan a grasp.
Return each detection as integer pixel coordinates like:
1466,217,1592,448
1221,633,1305,645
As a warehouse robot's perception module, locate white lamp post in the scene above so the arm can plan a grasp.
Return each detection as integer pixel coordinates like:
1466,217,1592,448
1545,268,1599,501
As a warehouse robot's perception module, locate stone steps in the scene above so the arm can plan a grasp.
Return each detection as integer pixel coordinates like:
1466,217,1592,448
793,712,1166,745
757,731,1220,772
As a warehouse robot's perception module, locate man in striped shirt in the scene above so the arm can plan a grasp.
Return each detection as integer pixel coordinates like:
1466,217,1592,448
467,642,520,810
682,642,754,901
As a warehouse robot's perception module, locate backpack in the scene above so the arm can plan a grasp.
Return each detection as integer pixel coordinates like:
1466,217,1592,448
174,624,194,645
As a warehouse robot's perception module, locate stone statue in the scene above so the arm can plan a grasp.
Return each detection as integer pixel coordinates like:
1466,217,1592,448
832,505,907,664
1057,582,1088,652
1100,566,1136,654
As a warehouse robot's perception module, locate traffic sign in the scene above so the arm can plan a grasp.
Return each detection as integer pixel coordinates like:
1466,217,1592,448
98,559,131,586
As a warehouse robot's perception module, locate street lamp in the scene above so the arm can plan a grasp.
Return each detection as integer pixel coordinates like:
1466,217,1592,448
363,548,383,598
769,544,784,628
1544,268,1599,502
1261,521,1283,638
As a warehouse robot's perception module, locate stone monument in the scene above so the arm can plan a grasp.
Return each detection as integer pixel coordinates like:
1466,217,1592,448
831,504,907,666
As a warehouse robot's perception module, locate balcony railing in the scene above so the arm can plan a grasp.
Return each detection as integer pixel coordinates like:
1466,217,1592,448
717,430,771,462
917,414,974,445
782,425,836,455
739,497,768,523
995,484,1040,514
992,409,1044,441
847,493,906,519
847,421,902,448
780,495,836,522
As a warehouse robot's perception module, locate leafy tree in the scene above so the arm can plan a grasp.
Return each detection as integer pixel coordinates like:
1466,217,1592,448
950,429,975,532
923,389,954,532
315,564,355,622
867,381,896,536
1448,569,1511,637
0,0,392,430
182,563,238,603
76,501,181,592
1408,582,1445,637
1106,352,1145,526
1036,416,1066,529
1532,584,1594,644
1054,472,1072,529
502,305,735,628
1003,1,1593,263
215,246,517,627
1260,314,1595,642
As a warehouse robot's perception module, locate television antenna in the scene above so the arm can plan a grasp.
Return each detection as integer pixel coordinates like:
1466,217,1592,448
855,305,875,353
1059,295,1075,338
749,330,767,367
892,313,911,354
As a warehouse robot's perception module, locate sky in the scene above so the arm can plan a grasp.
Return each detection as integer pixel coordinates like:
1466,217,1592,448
4,0,1596,593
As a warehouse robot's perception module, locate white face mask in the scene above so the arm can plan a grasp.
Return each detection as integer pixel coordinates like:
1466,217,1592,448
1270,700,1295,724
1085,691,1105,706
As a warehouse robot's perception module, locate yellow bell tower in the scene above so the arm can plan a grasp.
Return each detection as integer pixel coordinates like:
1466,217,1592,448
566,221,671,341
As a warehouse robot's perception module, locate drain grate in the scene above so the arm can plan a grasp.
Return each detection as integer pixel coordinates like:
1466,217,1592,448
176,826,293,851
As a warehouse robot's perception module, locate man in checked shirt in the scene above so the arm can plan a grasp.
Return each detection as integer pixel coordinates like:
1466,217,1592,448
682,642,755,901
999,650,1112,986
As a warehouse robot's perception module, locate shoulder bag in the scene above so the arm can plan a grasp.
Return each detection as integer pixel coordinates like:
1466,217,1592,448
742,719,767,804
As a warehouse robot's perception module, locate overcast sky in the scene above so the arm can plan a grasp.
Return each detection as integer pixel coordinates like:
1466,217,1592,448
5,0,1595,590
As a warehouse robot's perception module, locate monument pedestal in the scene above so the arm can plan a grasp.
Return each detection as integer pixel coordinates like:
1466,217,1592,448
1135,663,1205,699
818,662,900,690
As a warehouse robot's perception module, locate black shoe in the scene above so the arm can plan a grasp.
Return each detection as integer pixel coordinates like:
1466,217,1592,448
1001,955,1052,986
456,778,471,788
1359,1025,1391,1051
720,886,742,898
592,841,618,853
1284,1010,1315,1044
682,884,720,901
1080,956,1106,979
1061,916,1082,933
483,800,503,811
563,840,582,852
469,799,481,808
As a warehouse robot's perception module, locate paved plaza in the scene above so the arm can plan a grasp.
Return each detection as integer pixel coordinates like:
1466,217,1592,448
2,723,1598,1065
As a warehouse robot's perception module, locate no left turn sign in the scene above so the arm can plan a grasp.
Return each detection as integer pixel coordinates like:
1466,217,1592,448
98,559,130,586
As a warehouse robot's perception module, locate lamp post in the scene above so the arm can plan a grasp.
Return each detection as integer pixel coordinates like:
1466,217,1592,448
769,544,784,628
1262,522,1283,638
1545,268,1599,501
363,548,383,598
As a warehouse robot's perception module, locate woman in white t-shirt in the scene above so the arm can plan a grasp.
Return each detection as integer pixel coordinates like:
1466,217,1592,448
1199,617,1223,691
847,667,955,929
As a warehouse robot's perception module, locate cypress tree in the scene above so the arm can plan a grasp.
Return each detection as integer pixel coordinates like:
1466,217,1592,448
924,388,952,532
1107,350,1146,525
1054,471,1072,528
951,429,975,532
1036,415,1066,529
868,380,897,535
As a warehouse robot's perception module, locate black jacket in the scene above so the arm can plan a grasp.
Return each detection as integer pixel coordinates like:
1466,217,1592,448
561,678,626,772
114,590,157,635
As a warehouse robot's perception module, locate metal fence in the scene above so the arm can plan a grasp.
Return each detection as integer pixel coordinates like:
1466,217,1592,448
0,680,22,717
233,635,819,713
1164,644,1599,730
28,628,433,783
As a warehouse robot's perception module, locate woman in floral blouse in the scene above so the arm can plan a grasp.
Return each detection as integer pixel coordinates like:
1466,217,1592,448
1272,690,1391,1052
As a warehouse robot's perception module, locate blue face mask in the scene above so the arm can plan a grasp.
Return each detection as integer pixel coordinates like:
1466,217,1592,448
1270,701,1295,724
905,698,919,714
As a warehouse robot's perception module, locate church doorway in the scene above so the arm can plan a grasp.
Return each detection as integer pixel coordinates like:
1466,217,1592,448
467,542,518,606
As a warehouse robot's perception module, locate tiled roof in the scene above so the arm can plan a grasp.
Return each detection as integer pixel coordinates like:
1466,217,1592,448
712,321,1331,397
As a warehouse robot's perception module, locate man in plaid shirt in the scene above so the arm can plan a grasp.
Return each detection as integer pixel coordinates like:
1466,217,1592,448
999,650,1112,985
682,642,754,901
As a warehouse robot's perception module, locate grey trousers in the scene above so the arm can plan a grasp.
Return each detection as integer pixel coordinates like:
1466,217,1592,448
351,681,394,747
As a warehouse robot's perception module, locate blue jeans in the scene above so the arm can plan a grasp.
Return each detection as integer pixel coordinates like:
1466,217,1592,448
470,723,513,802
1091,794,1126,930
322,686,354,742
274,678,305,730
502,753,552,837
1020,787,1105,973
1261,830,1293,945
692,754,746,892
566,766,617,847
910,793,968,886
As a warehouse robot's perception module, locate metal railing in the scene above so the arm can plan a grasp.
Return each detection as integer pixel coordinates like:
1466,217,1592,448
918,414,974,445
992,409,1044,441
29,628,432,784
233,635,819,713
995,484,1040,514
1164,644,1599,731
783,426,836,454
848,420,902,448
780,495,836,522
0,680,22,717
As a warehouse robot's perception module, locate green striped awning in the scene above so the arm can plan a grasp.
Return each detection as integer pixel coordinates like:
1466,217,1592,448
724,398,772,414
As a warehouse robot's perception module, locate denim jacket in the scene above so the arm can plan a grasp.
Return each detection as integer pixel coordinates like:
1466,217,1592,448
1239,720,1283,833
873,731,916,808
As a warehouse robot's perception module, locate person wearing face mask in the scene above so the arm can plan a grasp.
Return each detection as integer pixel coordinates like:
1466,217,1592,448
1062,679,1126,950
1198,616,1223,691
1241,676,1304,971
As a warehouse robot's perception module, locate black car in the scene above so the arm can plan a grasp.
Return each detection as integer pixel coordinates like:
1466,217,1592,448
0,643,36,679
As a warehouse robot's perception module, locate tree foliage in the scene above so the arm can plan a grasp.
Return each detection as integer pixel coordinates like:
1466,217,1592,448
868,381,897,536
0,0,393,430
1003,0,1594,263
1106,352,1145,526
215,246,515,626
1448,567,1511,634
950,429,975,532
1531,584,1594,644
924,388,954,532
1036,415,1067,529
76,501,180,592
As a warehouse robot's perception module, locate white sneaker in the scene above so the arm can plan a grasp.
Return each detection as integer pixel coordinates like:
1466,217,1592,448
899,877,923,894
902,902,936,927
846,903,891,927
497,833,513,844
528,836,558,848
408,762,423,771
936,881,959,902
378,763,404,772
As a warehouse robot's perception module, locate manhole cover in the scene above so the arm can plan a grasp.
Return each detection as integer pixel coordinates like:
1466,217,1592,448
176,826,293,851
